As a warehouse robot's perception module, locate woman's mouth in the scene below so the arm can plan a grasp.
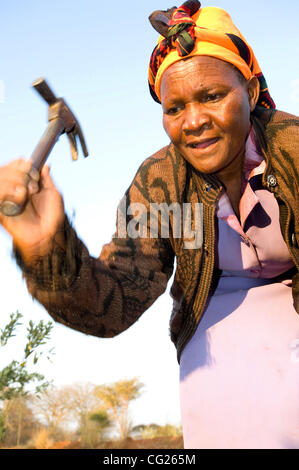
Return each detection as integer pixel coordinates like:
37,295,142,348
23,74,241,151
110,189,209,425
187,137,219,150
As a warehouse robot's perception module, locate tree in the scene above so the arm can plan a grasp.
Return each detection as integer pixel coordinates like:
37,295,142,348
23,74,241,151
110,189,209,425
88,410,111,441
134,423,183,439
0,410,5,443
60,382,99,427
0,311,53,401
29,386,71,440
75,410,111,448
30,382,112,447
95,378,143,440
0,311,54,444
59,382,111,446
2,396,40,447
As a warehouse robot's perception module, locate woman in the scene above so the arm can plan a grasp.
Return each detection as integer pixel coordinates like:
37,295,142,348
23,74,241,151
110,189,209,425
0,1,298,448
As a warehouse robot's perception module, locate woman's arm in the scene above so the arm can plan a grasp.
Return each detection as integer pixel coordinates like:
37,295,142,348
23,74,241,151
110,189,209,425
8,160,175,338
14,210,174,338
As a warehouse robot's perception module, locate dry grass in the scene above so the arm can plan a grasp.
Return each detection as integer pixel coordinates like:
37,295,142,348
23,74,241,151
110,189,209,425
1,427,184,450
97,436,184,449
29,428,54,449
4,436,184,450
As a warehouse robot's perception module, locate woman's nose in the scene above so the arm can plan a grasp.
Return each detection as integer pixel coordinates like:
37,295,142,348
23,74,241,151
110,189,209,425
182,103,211,133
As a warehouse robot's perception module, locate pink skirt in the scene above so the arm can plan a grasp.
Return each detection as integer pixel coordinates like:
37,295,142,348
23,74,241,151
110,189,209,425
179,275,299,449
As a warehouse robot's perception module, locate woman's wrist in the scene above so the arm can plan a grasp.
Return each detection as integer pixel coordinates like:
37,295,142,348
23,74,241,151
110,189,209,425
14,221,66,266
13,215,83,292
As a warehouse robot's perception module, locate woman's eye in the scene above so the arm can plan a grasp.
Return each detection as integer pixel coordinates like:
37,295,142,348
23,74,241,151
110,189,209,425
204,93,222,102
206,94,218,101
168,108,179,114
165,105,183,115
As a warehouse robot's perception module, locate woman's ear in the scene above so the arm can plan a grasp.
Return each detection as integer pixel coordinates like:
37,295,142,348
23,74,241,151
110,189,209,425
247,76,260,111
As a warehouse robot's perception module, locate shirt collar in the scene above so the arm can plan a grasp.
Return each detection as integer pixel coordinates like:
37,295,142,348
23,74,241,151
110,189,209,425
216,126,266,235
243,125,266,183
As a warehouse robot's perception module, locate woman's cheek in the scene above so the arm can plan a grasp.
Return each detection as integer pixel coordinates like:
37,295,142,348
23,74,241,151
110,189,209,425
162,115,171,138
229,95,251,134
163,117,179,143
218,103,247,144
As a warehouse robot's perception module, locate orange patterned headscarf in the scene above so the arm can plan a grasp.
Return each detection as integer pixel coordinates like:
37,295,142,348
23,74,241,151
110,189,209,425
148,1,275,109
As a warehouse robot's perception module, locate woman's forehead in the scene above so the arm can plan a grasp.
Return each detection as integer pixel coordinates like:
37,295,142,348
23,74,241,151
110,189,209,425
161,56,240,97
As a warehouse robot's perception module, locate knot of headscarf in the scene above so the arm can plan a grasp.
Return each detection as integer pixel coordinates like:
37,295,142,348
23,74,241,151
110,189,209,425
166,1,201,56
149,1,201,103
148,2,276,110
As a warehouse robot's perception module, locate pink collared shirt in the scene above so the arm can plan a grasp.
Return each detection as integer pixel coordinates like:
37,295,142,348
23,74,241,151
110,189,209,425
215,126,294,278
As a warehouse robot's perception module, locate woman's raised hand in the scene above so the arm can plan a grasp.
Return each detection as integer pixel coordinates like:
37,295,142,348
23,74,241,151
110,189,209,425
0,159,65,263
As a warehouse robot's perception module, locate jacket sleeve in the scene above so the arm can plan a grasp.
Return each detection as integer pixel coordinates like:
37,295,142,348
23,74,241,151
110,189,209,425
292,272,299,313
14,178,175,338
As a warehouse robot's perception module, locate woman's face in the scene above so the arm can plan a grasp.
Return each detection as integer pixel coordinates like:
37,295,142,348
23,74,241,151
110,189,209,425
160,56,259,175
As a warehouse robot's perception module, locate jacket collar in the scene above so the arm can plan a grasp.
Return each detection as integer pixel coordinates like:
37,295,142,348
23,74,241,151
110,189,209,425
250,107,277,192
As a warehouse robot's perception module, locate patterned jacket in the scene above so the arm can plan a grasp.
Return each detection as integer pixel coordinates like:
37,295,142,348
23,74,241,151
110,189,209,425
16,107,299,362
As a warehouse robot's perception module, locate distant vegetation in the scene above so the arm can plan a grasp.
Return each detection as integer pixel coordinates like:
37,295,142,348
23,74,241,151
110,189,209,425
0,311,182,449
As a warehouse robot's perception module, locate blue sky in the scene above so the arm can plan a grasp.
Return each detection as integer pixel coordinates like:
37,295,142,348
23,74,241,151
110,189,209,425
0,0,298,427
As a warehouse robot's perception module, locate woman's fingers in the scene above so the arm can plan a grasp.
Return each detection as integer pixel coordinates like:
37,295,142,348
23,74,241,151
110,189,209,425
0,175,28,206
28,166,40,182
39,164,55,189
0,158,41,210
9,158,32,172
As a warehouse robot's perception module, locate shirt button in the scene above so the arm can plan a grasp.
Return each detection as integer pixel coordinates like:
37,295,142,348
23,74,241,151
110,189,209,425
267,174,277,188
292,233,297,247
203,244,209,257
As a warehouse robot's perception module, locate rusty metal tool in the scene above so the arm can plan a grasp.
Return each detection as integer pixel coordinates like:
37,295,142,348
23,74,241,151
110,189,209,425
1,78,88,216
